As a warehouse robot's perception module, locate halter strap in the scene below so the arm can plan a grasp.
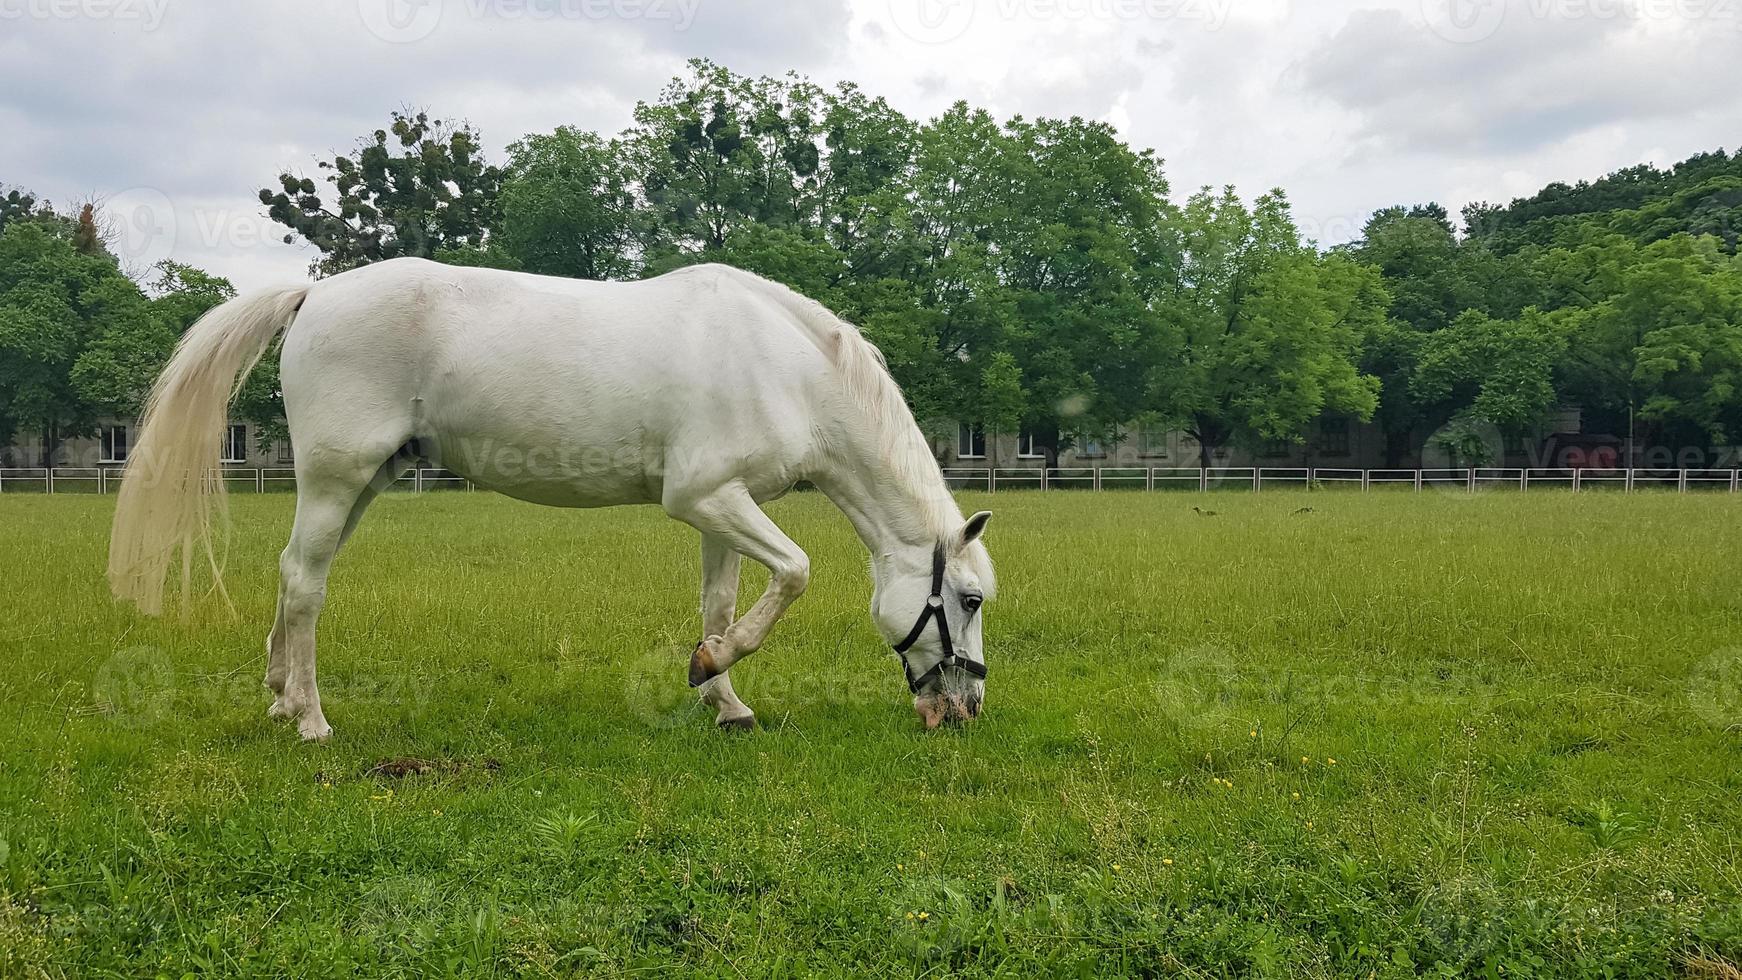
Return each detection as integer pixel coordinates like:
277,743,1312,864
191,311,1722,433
893,544,988,694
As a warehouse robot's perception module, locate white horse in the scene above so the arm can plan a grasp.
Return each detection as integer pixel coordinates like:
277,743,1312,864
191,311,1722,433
108,259,995,740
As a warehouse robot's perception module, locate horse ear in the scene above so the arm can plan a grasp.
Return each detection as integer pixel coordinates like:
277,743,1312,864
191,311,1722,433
959,511,992,548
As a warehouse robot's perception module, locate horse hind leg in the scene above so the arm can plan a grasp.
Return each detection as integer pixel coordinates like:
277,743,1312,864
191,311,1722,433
265,452,408,703
267,453,403,740
697,533,756,730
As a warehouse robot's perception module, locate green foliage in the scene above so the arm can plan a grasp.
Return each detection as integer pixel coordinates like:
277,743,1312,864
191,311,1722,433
497,127,637,280
0,214,138,458
1464,149,1742,255
1413,309,1568,435
259,109,503,278
1159,188,1383,462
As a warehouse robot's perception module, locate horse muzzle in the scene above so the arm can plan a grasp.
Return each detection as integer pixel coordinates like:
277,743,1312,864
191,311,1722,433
915,683,983,729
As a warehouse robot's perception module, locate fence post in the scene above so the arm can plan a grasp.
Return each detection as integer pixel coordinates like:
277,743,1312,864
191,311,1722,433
47,468,54,493
1093,467,1102,491
1572,468,1581,493
1361,470,1370,493
1414,470,1423,492
1679,469,1688,494
1467,468,1474,493
1146,467,1154,491
1199,468,1207,492
1626,468,1634,493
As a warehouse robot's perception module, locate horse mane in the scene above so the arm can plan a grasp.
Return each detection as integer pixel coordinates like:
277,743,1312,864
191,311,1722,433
714,266,996,594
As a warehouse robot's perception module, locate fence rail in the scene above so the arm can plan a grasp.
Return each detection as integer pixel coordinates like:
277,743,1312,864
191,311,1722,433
7,466,1742,495
0,467,476,494
940,467,1742,493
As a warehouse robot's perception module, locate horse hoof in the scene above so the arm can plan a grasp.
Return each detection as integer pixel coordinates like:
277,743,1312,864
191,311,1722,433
689,638,723,687
716,713,757,731
267,697,296,721
298,719,333,742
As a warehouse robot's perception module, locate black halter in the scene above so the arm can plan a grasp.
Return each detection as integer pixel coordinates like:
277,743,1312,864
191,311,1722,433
893,544,988,694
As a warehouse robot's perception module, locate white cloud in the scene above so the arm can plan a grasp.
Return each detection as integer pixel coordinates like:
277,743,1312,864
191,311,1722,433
2,0,1736,289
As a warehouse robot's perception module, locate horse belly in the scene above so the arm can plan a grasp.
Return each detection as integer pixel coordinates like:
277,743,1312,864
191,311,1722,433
429,420,660,508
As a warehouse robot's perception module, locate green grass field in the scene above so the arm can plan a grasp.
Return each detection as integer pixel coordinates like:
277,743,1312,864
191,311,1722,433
3,490,1742,978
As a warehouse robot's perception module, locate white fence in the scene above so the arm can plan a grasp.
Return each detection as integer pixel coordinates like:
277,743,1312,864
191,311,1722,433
7,466,1742,494
937,467,1742,493
0,467,472,494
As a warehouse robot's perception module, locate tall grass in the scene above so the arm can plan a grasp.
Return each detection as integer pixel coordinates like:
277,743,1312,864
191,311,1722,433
2,491,1740,976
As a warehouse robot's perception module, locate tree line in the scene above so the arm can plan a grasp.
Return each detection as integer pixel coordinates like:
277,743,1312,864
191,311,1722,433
5,59,1741,468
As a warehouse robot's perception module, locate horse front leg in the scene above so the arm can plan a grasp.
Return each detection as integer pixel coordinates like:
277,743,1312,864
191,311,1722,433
697,533,756,730
670,485,810,688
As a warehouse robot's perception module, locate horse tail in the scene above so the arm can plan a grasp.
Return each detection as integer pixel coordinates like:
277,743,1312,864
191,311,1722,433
108,284,309,615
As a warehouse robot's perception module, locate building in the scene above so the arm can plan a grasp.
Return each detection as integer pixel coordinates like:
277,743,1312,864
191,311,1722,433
930,418,1397,470
1,419,292,469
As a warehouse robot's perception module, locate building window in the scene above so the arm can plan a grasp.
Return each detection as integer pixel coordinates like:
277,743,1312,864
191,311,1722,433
957,422,986,459
1079,438,1107,459
1016,429,1043,459
1138,427,1169,458
276,439,294,464
1319,418,1351,457
222,423,248,463
1260,438,1292,458
100,425,129,463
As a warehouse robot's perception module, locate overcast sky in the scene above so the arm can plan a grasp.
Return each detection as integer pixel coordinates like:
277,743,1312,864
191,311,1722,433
3,0,1737,290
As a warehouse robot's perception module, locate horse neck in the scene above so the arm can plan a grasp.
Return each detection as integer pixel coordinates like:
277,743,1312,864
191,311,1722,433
810,418,961,570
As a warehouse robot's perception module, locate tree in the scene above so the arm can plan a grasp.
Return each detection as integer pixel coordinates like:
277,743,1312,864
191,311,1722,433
627,61,828,265
0,202,188,464
1553,235,1742,447
497,127,640,280
1412,308,1567,438
1348,206,1539,464
1155,188,1382,466
260,110,502,277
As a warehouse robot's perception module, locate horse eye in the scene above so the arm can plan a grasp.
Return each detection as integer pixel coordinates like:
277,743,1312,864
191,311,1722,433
962,594,983,612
